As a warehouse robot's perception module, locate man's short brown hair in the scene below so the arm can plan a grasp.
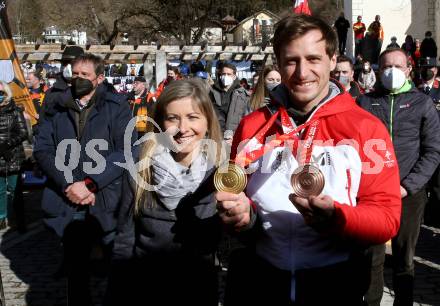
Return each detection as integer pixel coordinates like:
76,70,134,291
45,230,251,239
72,53,105,76
336,55,354,70
378,48,409,68
273,14,337,61
222,63,237,74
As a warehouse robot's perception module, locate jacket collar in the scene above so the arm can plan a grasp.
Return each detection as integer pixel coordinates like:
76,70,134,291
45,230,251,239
375,80,415,96
269,80,354,122
54,82,118,116
0,100,16,113
52,74,70,91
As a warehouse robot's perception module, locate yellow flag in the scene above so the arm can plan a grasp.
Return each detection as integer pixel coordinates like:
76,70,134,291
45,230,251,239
0,1,38,125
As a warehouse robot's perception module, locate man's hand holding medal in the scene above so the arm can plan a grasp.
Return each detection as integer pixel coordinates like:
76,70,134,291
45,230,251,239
215,109,335,231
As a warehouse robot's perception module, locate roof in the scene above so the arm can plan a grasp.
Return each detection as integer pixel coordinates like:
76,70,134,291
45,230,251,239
229,9,280,33
222,15,239,24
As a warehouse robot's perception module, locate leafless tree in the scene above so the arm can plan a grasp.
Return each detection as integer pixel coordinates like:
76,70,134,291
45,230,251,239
7,0,340,45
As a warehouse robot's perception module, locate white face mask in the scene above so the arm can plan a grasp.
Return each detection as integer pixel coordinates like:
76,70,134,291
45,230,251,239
114,84,121,91
337,75,350,88
381,67,407,92
62,64,72,79
266,82,280,92
220,75,234,87
126,84,133,91
48,79,56,87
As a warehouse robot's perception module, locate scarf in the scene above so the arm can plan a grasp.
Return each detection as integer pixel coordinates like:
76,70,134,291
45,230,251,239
151,145,213,210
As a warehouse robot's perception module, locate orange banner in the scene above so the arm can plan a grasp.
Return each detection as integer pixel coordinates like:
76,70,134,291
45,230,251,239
0,1,38,125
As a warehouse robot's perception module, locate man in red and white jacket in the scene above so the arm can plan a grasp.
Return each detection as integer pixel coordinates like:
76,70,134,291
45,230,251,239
216,15,401,306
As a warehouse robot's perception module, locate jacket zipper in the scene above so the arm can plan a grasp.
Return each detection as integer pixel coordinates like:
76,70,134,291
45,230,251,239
389,95,394,140
346,169,354,207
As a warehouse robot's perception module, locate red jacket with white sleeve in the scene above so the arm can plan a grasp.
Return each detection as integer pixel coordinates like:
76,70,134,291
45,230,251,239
231,82,401,276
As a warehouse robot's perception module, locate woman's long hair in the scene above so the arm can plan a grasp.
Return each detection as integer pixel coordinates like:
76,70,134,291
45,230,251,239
0,81,13,107
249,65,279,111
134,78,223,214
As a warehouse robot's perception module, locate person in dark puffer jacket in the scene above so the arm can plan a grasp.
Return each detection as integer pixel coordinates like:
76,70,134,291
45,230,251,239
105,79,223,306
0,81,28,229
358,48,440,306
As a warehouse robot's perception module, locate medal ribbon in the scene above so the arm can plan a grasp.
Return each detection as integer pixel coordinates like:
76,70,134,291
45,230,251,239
235,107,320,167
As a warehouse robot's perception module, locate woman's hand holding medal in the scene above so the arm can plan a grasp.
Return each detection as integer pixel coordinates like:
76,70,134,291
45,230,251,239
214,162,251,230
215,191,251,231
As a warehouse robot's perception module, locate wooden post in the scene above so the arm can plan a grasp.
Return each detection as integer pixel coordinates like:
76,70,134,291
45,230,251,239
155,51,167,88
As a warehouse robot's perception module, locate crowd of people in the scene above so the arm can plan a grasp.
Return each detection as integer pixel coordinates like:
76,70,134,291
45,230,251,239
1,12,440,306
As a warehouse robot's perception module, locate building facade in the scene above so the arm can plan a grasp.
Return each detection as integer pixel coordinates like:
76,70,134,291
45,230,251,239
344,0,440,57
42,26,87,45
230,10,280,46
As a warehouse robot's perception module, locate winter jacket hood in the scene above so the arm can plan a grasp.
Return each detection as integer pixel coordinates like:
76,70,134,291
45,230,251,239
269,81,354,122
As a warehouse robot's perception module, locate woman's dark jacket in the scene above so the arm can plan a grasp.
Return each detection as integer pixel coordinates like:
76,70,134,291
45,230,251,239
106,169,221,306
112,168,221,261
0,101,28,175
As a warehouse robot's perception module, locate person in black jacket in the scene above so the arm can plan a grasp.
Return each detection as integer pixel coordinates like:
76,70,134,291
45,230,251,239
418,57,440,227
334,12,350,55
420,31,438,59
34,53,135,306
357,48,440,306
0,81,28,229
106,79,223,306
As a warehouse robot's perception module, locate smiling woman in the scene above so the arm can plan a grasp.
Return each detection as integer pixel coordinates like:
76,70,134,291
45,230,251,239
105,79,224,306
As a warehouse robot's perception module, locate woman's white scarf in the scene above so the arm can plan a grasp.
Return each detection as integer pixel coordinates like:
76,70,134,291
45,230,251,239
151,146,212,210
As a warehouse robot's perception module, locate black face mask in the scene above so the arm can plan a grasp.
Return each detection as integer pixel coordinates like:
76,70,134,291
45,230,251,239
71,77,94,97
421,69,435,81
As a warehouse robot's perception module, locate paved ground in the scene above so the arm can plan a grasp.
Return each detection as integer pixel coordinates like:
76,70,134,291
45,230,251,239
0,187,439,306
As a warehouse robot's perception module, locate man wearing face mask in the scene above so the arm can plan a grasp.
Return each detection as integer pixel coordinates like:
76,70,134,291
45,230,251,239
153,66,181,101
38,46,84,125
34,53,135,306
209,62,250,141
418,57,440,228
333,55,363,98
358,48,440,306
418,57,440,106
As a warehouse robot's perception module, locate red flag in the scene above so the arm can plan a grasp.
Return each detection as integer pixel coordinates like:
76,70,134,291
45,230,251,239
293,0,312,15
0,1,38,125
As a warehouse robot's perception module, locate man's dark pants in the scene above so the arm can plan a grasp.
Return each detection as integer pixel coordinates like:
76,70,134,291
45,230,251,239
365,188,426,306
355,38,363,57
225,247,369,306
392,188,426,305
338,34,347,54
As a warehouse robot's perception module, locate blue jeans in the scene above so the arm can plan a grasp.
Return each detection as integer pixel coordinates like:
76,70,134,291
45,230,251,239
0,175,18,219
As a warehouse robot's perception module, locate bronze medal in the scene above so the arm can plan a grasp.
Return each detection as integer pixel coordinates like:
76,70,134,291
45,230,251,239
290,164,325,198
214,163,247,194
